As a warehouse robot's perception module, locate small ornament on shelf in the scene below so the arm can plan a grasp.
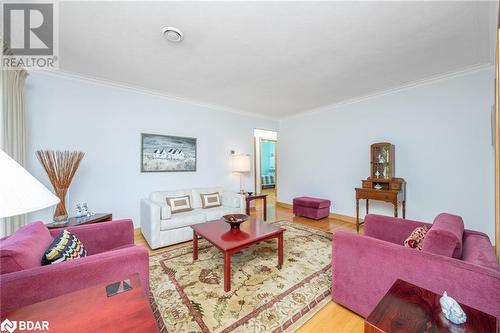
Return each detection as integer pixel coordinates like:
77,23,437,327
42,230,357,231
75,202,94,217
440,291,467,325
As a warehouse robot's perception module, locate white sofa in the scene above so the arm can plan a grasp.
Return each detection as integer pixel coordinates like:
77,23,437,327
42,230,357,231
140,187,245,249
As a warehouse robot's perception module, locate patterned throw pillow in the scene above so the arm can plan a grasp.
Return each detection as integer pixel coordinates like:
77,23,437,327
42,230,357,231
404,227,429,250
42,230,87,265
166,195,193,214
200,192,222,209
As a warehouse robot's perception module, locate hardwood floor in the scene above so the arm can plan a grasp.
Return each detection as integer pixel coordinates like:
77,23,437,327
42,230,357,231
134,200,364,333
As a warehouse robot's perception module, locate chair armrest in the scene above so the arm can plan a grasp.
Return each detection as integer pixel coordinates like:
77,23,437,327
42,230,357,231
140,199,161,249
332,231,500,320
223,192,245,211
48,219,134,255
0,246,149,314
364,214,431,244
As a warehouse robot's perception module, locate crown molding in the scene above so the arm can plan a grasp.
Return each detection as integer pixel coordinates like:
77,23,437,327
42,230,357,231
32,69,279,122
32,63,493,123
282,63,495,121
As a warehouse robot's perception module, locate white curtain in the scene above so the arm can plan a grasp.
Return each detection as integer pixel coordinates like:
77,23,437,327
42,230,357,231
0,65,29,237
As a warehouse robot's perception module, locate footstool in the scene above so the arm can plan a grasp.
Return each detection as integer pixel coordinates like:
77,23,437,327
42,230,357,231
293,197,331,220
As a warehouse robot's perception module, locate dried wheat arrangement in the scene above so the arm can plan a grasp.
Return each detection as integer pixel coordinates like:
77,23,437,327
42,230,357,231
35,150,85,221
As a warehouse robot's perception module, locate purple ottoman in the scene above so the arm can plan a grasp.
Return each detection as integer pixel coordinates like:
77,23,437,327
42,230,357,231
293,197,331,220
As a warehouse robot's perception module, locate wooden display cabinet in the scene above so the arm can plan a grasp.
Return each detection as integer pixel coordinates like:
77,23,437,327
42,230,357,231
370,142,394,180
355,142,406,232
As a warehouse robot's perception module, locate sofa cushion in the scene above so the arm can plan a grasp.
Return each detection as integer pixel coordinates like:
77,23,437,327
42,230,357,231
422,213,464,258
222,193,241,208
461,231,500,271
293,196,331,209
150,190,191,204
42,229,87,265
158,202,171,220
160,210,206,231
0,221,53,274
202,206,241,221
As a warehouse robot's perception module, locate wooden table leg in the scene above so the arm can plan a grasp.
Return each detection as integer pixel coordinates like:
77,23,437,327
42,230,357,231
394,202,398,218
193,231,198,260
245,198,250,216
277,233,283,269
366,199,369,215
224,252,231,292
402,200,406,219
263,197,267,221
356,199,360,233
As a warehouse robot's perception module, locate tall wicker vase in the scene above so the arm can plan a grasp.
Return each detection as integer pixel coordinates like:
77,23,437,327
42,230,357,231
36,150,85,222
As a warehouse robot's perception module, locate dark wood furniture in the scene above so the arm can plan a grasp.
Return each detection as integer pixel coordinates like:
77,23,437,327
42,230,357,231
356,143,406,232
46,213,112,229
2,273,158,333
191,217,284,292
365,279,497,333
245,193,267,221
355,188,405,232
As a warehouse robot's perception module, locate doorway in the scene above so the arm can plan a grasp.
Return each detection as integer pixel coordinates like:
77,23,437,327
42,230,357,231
260,139,277,201
254,129,278,207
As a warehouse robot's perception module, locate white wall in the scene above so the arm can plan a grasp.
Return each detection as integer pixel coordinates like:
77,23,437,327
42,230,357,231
278,67,496,241
26,73,278,227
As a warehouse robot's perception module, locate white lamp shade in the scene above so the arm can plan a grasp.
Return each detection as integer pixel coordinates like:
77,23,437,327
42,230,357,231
0,149,60,218
231,155,251,173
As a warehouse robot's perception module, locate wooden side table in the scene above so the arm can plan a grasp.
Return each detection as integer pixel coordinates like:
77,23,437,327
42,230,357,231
355,188,405,233
46,213,112,229
365,279,497,333
2,273,158,333
245,194,267,221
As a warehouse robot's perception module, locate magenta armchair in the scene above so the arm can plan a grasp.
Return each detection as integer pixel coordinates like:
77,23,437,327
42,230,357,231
332,214,500,326
0,219,149,314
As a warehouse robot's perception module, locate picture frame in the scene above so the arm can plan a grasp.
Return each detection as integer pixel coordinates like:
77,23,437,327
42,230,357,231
141,133,197,172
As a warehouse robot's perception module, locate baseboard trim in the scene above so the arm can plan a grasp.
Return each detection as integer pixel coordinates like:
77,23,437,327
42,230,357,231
276,201,361,224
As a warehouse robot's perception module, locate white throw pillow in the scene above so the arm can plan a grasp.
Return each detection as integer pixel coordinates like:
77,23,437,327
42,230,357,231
166,195,192,214
200,192,222,209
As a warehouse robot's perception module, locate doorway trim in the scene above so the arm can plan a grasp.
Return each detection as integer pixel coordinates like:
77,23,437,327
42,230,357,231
495,27,500,261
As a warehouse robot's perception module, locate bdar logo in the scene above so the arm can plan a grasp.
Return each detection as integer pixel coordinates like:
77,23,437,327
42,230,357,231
0,319,17,333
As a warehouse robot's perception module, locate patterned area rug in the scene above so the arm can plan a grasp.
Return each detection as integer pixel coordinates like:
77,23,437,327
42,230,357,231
149,221,332,333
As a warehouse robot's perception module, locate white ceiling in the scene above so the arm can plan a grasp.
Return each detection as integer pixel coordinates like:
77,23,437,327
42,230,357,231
58,1,498,119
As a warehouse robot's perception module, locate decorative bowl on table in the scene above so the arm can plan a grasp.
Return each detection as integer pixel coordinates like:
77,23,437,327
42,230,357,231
222,214,249,229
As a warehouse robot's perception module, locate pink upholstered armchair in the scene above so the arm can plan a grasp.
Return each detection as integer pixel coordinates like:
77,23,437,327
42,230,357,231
332,213,500,325
0,219,149,314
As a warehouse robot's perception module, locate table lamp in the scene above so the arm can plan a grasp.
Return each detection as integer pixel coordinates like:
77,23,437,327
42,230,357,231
231,154,251,194
0,149,60,219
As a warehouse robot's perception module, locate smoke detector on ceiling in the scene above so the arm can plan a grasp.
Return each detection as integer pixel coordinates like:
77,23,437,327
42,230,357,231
162,27,184,43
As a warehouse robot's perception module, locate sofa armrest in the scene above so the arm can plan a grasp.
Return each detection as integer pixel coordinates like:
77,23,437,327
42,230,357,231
364,214,431,245
223,192,245,212
49,219,134,255
332,231,500,321
0,246,149,314
140,199,161,249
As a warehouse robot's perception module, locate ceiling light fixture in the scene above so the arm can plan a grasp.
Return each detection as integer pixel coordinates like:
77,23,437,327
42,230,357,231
162,26,184,43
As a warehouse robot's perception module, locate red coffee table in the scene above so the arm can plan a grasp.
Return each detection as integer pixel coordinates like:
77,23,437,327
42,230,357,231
191,218,285,292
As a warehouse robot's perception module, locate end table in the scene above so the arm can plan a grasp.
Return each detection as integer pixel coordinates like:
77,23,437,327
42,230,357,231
365,279,497,332
46,213,112,229
245,194,267,221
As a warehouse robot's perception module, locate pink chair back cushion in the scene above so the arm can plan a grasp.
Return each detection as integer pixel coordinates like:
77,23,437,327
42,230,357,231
0,221,53,274
422,213,464,258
